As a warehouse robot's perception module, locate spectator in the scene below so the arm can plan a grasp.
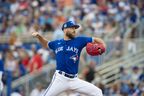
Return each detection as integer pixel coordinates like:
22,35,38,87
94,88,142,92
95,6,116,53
4,50,17,73
28,51,43,73
119,67,131,95
27,44,37,58
139,67,144,82
119,66,131,83
127,28,137,54
132,82,144,96
17,60,26,76
38,47,49,64
131,66,141,84
30,83,44,96
114,36,123,57
109,81,121,96
128,82,136,95
18,47,30,71
83,60,96,83
9,32,17,46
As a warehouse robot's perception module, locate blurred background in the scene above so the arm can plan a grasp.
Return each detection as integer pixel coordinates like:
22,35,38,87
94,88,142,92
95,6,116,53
0,0,144,96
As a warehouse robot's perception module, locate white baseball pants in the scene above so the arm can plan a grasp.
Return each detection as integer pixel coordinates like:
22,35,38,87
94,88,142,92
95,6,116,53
42,71,103,96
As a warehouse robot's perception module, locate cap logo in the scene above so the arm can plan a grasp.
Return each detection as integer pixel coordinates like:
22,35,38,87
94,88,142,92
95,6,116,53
64,24,67,28
70,21,73,23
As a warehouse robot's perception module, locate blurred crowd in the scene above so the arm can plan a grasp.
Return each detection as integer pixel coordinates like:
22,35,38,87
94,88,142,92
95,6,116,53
0,0,144,96
80,64,144,96
0,43,56,95
0,43,55,80
0,0,144,39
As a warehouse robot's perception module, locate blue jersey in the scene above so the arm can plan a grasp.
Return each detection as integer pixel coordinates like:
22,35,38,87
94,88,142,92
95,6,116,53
48,37,92,74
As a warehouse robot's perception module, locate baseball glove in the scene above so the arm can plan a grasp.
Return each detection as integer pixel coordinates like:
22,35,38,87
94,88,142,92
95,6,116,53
86,42,106,56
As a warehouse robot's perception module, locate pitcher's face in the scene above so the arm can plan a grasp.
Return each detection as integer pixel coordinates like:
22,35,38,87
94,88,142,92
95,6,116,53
64,27,77,39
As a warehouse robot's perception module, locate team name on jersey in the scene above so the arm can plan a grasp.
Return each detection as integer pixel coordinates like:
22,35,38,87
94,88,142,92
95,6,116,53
55,47,63,54
66,46,78,53
55,46,78,54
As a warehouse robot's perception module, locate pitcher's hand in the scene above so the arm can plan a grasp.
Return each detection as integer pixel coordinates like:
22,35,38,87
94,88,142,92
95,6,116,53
31,24,40,37
32,31,39,37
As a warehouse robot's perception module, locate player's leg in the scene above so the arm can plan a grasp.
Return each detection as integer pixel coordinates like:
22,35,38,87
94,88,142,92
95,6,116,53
42,72,68,96
70,78,103,96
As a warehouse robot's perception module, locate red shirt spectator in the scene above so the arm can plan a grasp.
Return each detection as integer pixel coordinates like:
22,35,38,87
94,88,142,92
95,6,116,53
22,56,30,69
29,52,43,73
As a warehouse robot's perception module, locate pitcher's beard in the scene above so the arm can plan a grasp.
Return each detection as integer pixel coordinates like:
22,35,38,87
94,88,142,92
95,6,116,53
66,32,75,39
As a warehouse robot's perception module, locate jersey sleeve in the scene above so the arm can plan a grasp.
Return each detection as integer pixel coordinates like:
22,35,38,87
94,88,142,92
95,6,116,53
78,37,93,48
48,40,56,50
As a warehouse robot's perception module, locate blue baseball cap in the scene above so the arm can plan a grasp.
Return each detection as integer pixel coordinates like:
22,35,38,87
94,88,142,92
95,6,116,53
62,21,80,30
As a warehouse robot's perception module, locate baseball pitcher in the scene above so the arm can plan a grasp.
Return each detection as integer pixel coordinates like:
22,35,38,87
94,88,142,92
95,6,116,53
32,21,106,96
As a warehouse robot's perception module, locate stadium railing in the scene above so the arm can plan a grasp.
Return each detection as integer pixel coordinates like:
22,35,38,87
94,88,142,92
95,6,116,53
95,49,144,86
3,64,55,96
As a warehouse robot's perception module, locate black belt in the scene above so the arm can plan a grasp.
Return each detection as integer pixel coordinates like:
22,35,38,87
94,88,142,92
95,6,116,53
58,71,77,78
